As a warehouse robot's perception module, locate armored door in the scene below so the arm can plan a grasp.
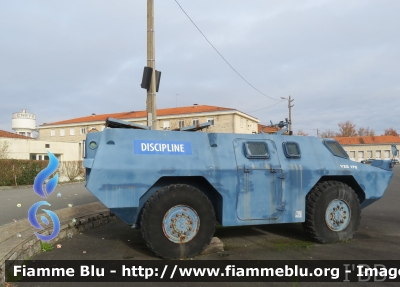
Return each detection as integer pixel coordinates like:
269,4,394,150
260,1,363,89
233,139,284,220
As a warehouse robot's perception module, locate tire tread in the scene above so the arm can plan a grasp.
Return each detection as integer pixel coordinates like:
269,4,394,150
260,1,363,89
303,181,361,243
141,184,215,259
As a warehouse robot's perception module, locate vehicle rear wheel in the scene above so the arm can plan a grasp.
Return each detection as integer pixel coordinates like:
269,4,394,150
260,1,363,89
141,184,216,259
302,181,361,243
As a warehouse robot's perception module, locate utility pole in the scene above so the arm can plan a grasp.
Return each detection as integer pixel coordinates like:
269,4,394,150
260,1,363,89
281,95,294,134
146,0,157,129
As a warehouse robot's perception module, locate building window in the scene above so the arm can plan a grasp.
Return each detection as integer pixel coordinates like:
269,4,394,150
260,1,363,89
30,153,61,160
70,128,75,136
349,151,355,159
384,150,390,159
376,150,381,159
50,130,55,137
163,121,170,130
27,132,31,137
178,120,185,128
358,151,364,161
45,144,50,148
80,128,86,135
367,150,372,158
240,118,244,128
60,129,65,137
193,119,199,126
207,118,214,126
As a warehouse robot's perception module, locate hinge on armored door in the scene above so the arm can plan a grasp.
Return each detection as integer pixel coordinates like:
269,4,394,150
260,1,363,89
276,169,285,179
275,168,285,212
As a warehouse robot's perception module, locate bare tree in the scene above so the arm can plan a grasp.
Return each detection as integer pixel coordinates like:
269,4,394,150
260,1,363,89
320,130,337,138
384,127,399,136
357,127,375,136
61,161,84,181
337,121,357,137
296,129,308,136
0,141,10,159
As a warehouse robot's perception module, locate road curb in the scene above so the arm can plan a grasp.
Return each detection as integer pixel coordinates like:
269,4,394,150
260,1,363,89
0,181,85,191
0,202,115,285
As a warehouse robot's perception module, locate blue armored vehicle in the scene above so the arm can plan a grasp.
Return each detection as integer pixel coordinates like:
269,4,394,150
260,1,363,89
83,118,394,259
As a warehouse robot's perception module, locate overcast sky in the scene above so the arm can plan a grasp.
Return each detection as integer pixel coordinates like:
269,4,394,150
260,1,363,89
1,0,399,136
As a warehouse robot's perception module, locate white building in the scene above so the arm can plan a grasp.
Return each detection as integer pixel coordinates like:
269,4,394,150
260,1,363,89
37,105,260,143
12,109,36,138
0,130,81,161
335,136,400,162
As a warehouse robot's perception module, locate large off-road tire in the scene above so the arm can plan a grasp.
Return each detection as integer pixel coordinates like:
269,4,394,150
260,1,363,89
302,181,361,243
140,184,216,259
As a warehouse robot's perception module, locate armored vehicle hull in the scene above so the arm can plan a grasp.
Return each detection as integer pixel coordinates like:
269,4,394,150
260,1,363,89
84,121,393,258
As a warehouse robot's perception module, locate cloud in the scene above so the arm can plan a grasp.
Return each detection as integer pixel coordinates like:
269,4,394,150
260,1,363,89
0,0,399,136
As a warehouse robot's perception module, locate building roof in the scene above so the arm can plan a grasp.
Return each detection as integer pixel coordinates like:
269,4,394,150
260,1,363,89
258,124,279,134
0,130,33,139
335,136,400,145
40,105,256,127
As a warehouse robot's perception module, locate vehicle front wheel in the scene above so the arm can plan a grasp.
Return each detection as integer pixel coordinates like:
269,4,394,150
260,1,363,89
302,181,361,243
141,184,216,259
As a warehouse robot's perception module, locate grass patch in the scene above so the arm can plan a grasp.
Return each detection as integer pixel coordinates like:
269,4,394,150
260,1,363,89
40,241,54,252
5,268,23,283
4,258,31,283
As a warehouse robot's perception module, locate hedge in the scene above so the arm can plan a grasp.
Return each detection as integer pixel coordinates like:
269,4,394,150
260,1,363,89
0,159,85,186
0,160,51,186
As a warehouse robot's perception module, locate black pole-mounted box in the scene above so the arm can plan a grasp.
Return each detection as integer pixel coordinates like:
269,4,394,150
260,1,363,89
141,66,161,92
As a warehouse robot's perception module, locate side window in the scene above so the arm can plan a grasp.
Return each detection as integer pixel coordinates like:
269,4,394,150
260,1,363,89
283,142,301,158
323,140,349,159
243,142,269,159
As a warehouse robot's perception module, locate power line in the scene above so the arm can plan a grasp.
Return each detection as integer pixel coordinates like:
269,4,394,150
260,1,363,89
248,100,286,113
174,0,281,101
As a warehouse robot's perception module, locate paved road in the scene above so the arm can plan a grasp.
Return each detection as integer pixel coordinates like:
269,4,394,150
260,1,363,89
13,166,400,287
0,183,99,226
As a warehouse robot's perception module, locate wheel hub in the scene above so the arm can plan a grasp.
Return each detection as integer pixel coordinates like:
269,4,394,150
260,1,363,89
325,199,351,231
162,205,200,243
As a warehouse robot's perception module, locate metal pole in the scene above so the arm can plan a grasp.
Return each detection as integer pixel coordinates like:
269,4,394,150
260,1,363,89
288,95,294,134
281,96,294,134
146,0,157,129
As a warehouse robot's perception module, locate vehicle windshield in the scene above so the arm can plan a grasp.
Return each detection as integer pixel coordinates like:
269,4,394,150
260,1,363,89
323,140,349,159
